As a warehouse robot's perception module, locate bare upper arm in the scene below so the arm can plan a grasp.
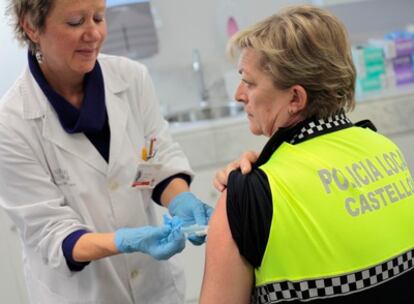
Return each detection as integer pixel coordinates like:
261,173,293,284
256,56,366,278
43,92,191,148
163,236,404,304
199,190,253,304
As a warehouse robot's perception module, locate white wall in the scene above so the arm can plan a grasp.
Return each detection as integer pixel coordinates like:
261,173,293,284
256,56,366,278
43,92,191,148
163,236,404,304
328,0,414,44
143,0,307,69
140,0,414,111
0,0,26,98
141,0,234,112
2,0,414,104
140,0,309,111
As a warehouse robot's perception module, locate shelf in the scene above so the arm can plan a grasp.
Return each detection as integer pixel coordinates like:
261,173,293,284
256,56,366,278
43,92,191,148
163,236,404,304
351,87,414,136
356,84,414,104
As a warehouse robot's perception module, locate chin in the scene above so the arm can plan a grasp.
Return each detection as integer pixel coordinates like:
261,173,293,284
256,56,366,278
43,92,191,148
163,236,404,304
249,125,263,136
77,62,96,74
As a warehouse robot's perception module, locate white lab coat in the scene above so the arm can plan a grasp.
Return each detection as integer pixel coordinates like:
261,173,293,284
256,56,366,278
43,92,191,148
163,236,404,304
0,54,193,304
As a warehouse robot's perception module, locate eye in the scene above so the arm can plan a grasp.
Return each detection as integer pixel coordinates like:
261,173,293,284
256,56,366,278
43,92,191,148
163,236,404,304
67,18,83,27
242,79,255,88
94,14,105,23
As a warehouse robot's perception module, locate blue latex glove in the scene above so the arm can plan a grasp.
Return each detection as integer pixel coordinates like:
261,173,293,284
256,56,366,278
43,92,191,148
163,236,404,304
115,218,185,260
168,192,213,245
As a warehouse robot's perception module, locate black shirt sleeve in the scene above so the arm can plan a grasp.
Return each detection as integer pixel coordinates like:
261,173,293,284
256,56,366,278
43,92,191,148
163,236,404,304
226,168,273,268
151,173,192,204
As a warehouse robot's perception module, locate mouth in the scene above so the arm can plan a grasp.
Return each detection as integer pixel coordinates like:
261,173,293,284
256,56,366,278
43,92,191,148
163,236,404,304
76,48,97,55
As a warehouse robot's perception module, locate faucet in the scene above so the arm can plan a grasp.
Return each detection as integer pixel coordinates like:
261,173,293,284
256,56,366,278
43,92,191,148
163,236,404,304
192,49,209,106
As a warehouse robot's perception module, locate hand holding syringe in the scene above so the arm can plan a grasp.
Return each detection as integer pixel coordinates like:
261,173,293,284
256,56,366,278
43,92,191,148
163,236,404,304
163,214,208,239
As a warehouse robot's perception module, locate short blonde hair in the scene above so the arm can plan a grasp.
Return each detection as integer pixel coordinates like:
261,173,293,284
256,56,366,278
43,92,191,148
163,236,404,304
6,0,55,54
228,5,356,119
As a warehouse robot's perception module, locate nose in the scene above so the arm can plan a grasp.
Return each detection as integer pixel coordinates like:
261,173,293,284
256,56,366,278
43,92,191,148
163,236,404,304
234,82,247,104
83,22,106,42
83,27,101,42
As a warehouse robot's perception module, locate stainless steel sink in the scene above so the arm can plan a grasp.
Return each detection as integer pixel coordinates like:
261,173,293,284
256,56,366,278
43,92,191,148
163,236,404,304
165,102,244,124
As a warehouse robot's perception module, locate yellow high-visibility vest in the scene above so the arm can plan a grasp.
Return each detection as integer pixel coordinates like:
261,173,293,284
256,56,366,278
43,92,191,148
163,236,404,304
257,126,414,287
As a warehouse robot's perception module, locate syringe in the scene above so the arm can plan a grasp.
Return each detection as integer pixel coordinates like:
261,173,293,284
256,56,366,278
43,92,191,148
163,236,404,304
181,224,208,237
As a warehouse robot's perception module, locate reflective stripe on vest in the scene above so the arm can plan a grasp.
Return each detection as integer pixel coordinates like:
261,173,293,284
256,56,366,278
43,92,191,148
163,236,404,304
255,126,414,301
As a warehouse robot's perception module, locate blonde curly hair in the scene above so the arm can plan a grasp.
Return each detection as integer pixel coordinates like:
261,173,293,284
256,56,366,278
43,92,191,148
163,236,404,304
228,5,356,119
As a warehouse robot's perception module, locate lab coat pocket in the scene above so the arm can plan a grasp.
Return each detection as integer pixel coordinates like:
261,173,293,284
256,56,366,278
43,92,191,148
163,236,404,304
25,250,85,303
50,166,78,202
55,180,79,209
132,162,162,189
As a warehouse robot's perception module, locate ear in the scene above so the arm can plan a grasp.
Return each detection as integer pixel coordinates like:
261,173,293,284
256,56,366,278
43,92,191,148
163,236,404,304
20,15,40,44
288,85,307,115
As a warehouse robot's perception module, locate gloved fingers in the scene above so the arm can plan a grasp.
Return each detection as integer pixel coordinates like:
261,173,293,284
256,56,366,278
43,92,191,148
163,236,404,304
163,214,184,229
192,203,209,226
192,202,214,226
186,208,210,245
151,225,171,239
115,225,169,254
167,192,197,223
163,213,171,225
168,225,186,242
168,192,212,227
168,192,190,215
187,234,206,246
152,232,186,260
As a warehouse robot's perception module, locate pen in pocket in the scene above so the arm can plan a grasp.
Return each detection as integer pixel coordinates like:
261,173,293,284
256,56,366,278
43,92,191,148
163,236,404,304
141,147,148,161
141,137,157,161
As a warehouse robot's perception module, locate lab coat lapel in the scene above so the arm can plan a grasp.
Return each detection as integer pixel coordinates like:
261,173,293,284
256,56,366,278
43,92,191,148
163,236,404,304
42,108,108,175
22,68,108,174
105,84,130,175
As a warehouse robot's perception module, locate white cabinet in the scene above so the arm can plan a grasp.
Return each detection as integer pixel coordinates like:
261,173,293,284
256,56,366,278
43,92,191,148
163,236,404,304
0,209,28,304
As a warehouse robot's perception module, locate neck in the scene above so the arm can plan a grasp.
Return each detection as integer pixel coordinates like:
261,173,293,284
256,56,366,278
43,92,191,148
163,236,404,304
40,64,85,109
270,114,305,137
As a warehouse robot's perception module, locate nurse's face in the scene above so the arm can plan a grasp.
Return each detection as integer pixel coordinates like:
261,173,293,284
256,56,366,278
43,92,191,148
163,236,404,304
32,0,107,79
234,48,296,137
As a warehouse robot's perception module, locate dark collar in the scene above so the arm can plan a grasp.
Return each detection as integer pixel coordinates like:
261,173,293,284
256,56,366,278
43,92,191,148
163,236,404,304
28,51,107,134
254,113,357,168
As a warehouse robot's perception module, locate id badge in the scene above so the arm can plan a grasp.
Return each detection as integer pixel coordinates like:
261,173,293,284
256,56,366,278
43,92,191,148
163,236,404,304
132,162,161,189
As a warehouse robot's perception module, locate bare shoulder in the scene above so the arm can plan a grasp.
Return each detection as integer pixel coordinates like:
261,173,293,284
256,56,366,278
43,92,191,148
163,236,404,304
200,190,253,304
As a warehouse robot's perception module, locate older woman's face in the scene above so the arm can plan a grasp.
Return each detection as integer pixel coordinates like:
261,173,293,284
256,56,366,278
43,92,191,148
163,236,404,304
235,48,295,137
35,0,107,78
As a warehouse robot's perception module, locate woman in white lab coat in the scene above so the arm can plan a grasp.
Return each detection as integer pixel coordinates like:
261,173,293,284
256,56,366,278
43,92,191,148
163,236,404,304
0,0,212,303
